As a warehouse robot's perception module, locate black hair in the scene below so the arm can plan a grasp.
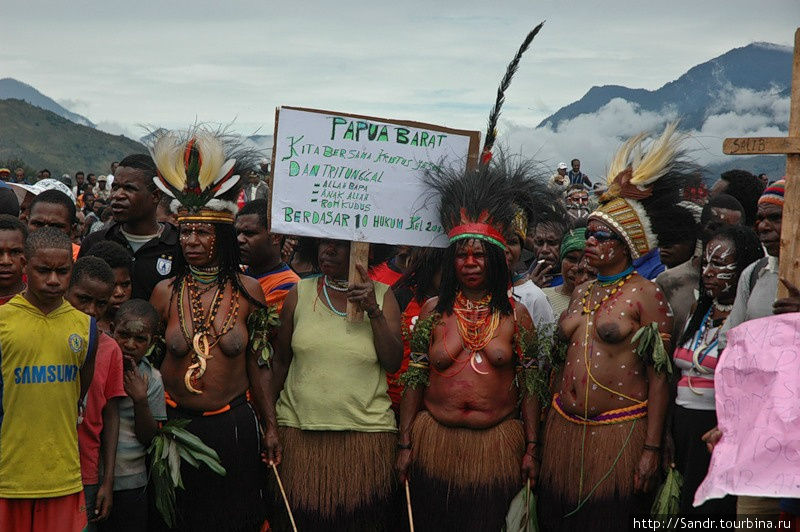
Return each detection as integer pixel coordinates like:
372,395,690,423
393,247,447,311
653,204,699,247
100,207,113,222
25,226,72,258
84,240,133,273
115,298,161,334
370,244,396,267
75,171,85,177
571,158,580,165
0,214,27,239
41,168,51,175
435,240,512,316
172,222,265,309
679,224,764,346
718,170,763,227
87,173,95,179
117,154,159,192
30,189,77,224
238,199,268,228
0,188,20,217
700,193,745,228
70,256,114,289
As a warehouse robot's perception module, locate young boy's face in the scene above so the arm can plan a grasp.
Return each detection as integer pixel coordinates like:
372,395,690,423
26,248,72,309
110,267,133,314
0,229,26,293
66,275,113,319
113,316,153,366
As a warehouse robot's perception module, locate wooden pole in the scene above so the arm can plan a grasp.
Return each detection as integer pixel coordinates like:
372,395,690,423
777,28,800,299
404,479,415,532
721,28,800,299
346,241,370,322
271,462,298,532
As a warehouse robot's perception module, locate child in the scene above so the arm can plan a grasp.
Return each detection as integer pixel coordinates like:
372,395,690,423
0,215,27,305
84,241,133,334
0,227,98,532
67,257,126,530
101,299,166,532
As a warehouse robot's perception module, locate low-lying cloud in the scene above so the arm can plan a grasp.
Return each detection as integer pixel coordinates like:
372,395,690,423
501,87,789,180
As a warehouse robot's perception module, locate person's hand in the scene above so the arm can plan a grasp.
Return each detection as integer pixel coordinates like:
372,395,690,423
521,450,539,487
633,449,660,493
90,482,113,522
281,238,297,264
122,359,148,404
395,448,412,484
702,426,722,453
773,278,800,314
529,261,553,288
348,264,380,317
261,426,282,466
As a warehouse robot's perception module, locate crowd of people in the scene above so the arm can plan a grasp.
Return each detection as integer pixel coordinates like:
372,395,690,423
0,122,795,532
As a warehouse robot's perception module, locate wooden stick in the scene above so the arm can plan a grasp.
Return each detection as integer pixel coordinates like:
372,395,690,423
346,242,370,322
524,478,531,532
404,479,415,532
271,462,298,532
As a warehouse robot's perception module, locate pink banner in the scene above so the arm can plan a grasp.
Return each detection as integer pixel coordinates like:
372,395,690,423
695,314,800,506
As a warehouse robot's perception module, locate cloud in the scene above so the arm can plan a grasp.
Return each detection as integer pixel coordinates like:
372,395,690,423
57,98,90,114
501,88,789,179
95,121,145,142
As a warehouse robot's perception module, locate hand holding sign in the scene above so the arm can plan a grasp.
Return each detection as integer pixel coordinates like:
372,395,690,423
773,278,800,314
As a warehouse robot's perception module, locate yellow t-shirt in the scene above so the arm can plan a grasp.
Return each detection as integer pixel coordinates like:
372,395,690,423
0,295,96,498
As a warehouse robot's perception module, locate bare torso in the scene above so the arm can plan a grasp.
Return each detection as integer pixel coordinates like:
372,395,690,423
557,274,671,416
154,276,256,411
423,302,526,429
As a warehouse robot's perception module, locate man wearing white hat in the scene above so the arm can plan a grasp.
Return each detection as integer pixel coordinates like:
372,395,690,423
549,162,569,191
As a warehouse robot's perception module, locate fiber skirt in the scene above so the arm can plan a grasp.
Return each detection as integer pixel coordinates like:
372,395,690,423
408,410,525,532
538,403,650,532
270,427,399,532
166,396,267,532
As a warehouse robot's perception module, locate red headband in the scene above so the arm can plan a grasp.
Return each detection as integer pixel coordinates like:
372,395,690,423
447,223,507,249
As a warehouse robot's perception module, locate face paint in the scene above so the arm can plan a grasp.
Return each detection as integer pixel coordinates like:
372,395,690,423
454,239,488,290
702,238,738,299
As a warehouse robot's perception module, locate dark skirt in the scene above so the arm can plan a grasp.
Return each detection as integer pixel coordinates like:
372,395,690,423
166,395,268,532
672,404,736,515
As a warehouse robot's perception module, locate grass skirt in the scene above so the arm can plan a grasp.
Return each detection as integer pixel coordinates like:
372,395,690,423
270,427,398,532
538,404,650,532
408,410,524,532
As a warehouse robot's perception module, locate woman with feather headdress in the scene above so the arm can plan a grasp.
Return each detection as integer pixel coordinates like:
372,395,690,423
394,24,553,531
148,127,277,531
537,123,699,531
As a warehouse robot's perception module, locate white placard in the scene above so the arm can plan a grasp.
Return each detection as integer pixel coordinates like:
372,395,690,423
270,106,479,247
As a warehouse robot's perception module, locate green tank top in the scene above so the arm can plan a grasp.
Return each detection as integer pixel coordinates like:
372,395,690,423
275,277,397,432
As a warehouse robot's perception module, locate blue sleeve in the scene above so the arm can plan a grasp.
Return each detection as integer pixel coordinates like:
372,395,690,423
147,368,168,421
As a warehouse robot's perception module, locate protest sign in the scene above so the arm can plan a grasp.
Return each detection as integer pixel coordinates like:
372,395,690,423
270,106,480,247
694,314,800,506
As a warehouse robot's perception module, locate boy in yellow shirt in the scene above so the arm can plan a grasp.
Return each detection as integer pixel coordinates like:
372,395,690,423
0,226,98,532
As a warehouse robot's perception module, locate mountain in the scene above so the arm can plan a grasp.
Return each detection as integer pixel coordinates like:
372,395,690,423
538,43,792,130
0,98,145,176
0,78,95,128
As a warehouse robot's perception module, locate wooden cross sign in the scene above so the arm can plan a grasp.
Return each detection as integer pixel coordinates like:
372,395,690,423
722,28,800,299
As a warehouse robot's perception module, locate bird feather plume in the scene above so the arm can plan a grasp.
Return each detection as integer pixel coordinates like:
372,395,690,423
482,22,544,159
630,121,687,186
152,132,187,191
605,131,648,185
194,130,228,191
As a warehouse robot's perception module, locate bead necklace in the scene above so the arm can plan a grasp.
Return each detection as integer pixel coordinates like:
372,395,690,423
596,265,634,285
324,275,349,292
713,300,734,312
189,265,220,285
453,291,500,352
322,282,347,317
178,275,240,393
580,271,635,315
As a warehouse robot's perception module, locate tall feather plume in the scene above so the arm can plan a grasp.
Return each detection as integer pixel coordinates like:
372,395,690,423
630,121,687,186
151,132,187,191
194,130,228,191
605,131,648,185
482,22,544,162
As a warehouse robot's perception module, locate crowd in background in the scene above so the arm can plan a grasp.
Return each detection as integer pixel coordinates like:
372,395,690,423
0,147,793,532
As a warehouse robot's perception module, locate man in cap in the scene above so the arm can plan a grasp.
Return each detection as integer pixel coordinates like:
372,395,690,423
93,175,111,202
0,169,11,183
550,162,569,191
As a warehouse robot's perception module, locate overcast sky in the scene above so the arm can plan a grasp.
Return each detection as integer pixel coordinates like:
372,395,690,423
2,0,798,174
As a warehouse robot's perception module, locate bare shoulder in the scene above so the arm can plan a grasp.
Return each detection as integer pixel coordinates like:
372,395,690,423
513,303,534,331
419,296,439,319
632,275,663,299
237,274,268,306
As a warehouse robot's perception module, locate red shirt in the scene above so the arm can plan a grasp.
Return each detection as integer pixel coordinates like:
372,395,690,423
369,260,404,287
77,333,126,485
386,298,422,413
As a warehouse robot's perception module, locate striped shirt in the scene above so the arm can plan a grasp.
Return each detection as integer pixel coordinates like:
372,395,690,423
247,263,299,312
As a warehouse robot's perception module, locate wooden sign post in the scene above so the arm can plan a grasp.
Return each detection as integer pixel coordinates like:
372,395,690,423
722,28,800,299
